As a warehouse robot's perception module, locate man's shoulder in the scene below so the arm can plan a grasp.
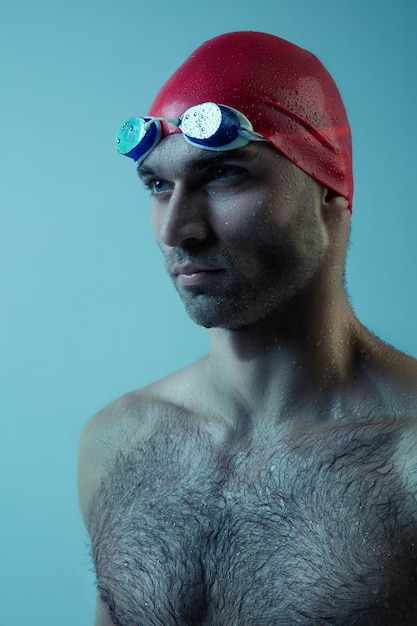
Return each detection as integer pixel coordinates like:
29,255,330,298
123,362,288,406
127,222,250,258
372,336,417,378
77,389,159,525
81,387,169,443
82,355,208,446
361,335,417,410
78,359,209,525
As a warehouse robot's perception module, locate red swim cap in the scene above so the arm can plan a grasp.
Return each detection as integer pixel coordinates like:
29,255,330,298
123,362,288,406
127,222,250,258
149,31,353,211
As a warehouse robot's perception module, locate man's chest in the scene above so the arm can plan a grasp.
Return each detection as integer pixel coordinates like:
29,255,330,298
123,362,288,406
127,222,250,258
90,418,417,625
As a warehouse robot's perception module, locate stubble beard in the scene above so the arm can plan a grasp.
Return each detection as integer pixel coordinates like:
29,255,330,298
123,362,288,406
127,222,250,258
167,178,328,331
171,241,327,331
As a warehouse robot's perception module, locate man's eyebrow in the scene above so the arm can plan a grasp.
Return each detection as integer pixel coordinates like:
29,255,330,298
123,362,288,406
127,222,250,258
136,146,260,179
137,163,156,179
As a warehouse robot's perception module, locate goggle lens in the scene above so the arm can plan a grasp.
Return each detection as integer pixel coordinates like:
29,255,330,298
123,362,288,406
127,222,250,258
116,102,265,162
179,103,239,148
116,117,161,162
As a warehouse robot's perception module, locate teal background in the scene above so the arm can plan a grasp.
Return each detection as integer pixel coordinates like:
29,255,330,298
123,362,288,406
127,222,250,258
1,0,416,623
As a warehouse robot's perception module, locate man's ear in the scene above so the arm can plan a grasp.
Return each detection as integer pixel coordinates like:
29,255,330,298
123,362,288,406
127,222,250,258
319,187,351,263
323,187,350,210
320,187,350,222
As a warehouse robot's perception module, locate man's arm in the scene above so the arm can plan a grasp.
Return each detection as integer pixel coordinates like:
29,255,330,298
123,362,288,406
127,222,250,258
78,392,159,624
79,391,159,522
78,405,120,527
78,408,120,625
95,596,115,626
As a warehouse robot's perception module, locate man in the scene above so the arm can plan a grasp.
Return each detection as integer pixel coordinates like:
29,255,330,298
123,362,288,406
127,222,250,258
78,31,417,625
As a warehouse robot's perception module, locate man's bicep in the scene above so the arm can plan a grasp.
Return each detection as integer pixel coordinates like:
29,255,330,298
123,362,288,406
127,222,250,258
78,392,155,525
95,595,115,626
78,419,103,526
77,408,115,526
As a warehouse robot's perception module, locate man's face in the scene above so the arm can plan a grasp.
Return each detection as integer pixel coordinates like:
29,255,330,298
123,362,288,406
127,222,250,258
138,135,329,330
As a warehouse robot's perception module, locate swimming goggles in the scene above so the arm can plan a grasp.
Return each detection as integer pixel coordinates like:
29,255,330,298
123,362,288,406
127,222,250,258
116,102,267,163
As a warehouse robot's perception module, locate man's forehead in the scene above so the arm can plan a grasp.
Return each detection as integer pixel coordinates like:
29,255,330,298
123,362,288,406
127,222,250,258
137,134,271,179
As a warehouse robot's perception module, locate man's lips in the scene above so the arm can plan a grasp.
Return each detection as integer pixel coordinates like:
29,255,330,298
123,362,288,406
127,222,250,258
171,262,223,286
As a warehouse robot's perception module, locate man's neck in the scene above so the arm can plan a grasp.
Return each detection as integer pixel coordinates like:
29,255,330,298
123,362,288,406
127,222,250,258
205,293,366,429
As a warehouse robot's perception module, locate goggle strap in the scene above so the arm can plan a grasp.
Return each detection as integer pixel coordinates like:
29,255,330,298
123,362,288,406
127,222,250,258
238,128,266,143
143,116,180,131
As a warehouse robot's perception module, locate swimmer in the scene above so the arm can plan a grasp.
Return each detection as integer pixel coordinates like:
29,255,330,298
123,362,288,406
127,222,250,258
78,31,417,625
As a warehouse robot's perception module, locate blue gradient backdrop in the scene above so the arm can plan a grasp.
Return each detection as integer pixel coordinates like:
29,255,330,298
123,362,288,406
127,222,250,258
1,1,416,623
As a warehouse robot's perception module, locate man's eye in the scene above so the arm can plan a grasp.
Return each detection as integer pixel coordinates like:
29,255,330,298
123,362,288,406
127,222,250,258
150,179,170,194
212,165,241,180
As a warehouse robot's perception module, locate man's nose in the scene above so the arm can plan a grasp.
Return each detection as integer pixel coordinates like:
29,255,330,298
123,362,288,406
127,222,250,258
157,187,209,248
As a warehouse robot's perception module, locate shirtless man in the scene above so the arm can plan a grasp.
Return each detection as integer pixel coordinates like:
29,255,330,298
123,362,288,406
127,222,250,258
78,32,417,625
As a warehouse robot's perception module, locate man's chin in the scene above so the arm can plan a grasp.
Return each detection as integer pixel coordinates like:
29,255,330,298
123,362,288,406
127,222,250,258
183,302,262,331
183,305,234,330
177,287,285,330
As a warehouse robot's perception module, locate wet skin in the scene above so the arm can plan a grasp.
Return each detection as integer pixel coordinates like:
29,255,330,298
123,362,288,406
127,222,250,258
139,137,329,330
79,136,417,625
